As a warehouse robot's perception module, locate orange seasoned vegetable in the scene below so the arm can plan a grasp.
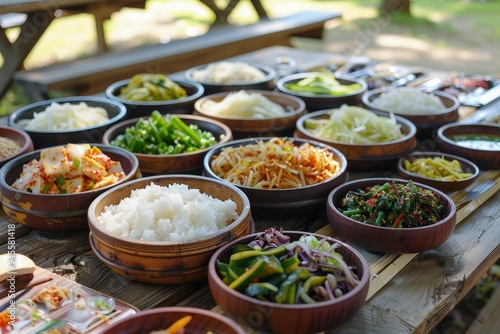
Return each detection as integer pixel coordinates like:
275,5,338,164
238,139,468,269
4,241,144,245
210,137,341,189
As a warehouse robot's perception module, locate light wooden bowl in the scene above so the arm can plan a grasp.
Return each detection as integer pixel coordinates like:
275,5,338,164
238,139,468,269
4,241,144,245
102,114,233,175
327,178,457,254
294,109,417,171
88,175,253,284
208,231,370,334
194,90,306,139
101,306,246,334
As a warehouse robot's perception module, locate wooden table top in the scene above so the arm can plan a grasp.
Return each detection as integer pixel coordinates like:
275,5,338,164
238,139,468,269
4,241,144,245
1,46,499,334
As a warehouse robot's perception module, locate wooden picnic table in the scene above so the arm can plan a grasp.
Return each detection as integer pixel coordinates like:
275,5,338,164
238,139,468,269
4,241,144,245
1,46,499,333
0,0,147,99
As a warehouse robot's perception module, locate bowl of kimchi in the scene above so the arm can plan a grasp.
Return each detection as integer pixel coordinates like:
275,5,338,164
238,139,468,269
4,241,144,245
0,143,140,230
203,136,348,218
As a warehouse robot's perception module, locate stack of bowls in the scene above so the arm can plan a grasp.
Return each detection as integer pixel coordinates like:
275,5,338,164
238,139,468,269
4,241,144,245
87,175,253,284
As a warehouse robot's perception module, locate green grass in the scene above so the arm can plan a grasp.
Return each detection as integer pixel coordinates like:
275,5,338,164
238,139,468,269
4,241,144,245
1,0,500,115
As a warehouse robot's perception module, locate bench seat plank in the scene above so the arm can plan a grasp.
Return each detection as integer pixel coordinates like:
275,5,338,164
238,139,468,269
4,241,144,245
14,11,341,101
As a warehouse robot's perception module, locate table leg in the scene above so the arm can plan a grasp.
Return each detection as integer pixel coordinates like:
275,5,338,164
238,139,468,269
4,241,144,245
0,11,53,98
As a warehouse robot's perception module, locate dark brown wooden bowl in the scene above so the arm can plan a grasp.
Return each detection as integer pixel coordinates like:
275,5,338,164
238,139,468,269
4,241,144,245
207,231,370,334
397,151,479,192
202,137,349,218
294,109,417,171
8,96,128,150
185,62,277,95
362,87,459,138
0,144,140,231
276,72,368,111
105,78,204,118
101,306,246,334
102,114,233,175
88,175,253,284
435,122,500,170
0,125,34,168
194,90,307,139
327,178,457,254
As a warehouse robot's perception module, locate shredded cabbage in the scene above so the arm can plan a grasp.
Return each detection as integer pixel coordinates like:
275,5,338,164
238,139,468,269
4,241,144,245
304,104,404,144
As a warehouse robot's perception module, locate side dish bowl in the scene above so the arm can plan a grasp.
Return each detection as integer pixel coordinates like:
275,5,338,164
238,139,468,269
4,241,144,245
327,178,457,254
194,90,307,139
397,151,479,192
435,122,500,170
0,144,140,231
276,72,368,111
362,87,460,137
102,114,233,175
105,78,204,118
184,62,277,95
294,109,417,171
208,230,370,334
0,125,34,168
203,137,349,218
8,96,128,149
88,175,253,284
101,306,246,334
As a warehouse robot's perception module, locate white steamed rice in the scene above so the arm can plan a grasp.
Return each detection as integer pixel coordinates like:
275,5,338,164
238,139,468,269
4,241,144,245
371,87,446,114
96,183,239,242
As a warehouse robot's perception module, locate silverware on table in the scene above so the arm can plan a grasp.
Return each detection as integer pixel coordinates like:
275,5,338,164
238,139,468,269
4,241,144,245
455,179,497,207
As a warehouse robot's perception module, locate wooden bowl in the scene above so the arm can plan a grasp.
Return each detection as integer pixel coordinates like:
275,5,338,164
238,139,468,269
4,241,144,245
100,306,246,334
194,90,307,139
397,151,479,192
435,122,500,170
0,125,34,168
327,178,457,254
294,109,417,171
276,72,368,111
185,62,276,95
0,144,140,231
202,137,348,218
105,78,204,118
207,231,370,334
88,175,253,284
102,114,233,175
362,87,460,138
8,96,128,149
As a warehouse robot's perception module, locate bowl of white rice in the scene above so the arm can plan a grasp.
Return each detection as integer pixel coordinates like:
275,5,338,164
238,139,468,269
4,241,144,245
87,174,253,284
8,96,128,149
362,87,459,137
184,61,277,95
194,90,306,139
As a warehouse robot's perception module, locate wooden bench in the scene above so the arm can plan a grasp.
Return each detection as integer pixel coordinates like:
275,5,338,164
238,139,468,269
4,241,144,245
13,11,341,101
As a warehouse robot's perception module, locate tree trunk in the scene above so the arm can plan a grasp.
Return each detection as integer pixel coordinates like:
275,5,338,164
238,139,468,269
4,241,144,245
379,0,411,15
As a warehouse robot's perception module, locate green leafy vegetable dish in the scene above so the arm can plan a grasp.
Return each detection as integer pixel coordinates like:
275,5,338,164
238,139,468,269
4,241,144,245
284,72,363,96
111,111,217,155
339,181,446,228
